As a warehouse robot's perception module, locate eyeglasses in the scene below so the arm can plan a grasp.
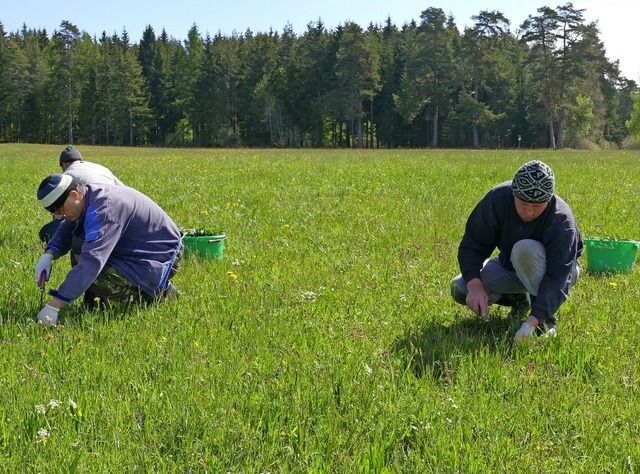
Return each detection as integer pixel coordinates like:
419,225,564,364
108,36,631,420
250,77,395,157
51,196,69,219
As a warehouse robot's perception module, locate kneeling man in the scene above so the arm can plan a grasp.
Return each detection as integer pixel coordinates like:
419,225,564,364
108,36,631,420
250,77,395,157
35,174,182,326
451,160,582,343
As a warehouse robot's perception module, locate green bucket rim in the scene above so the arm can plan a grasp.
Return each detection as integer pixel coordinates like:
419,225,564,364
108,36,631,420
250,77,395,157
182,233,227,242
182,228,226,237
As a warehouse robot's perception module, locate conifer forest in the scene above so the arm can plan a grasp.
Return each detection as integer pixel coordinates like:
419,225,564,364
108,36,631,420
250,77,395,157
1,4,638,149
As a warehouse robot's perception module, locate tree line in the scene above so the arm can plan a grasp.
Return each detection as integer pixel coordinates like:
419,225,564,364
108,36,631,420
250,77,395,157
1,3,638,149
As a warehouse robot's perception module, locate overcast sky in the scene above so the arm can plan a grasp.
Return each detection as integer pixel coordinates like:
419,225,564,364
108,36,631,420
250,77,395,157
2,0,638,80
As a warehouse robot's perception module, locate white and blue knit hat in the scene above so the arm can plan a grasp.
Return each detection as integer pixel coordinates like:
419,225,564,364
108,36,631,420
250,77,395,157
512,160,555,203
37,174,77,212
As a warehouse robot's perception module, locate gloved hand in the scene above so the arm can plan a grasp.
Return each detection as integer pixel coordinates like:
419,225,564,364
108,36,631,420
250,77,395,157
514,322,536,344
37,303,60,327
35,254,54,287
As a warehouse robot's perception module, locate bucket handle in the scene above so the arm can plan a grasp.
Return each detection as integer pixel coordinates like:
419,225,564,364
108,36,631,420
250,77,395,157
208,239,223,243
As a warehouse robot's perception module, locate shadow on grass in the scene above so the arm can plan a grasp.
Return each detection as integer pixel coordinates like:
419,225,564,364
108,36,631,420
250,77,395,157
391,309,522,382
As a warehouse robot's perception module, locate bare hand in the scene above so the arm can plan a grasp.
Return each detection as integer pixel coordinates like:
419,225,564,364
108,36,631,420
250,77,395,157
465,278,488,319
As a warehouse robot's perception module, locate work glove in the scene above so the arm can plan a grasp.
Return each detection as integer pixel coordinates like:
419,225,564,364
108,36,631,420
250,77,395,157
35,254,53,287
514,322,536,345
37,303,60,327
38,303,60,327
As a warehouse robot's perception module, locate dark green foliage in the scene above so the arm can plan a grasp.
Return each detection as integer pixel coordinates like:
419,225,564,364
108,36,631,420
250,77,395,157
0,5,636,148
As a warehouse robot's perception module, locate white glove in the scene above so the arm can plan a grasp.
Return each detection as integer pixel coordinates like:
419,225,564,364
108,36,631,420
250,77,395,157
37,303,60,327
35,254,54,287
514,322,536,344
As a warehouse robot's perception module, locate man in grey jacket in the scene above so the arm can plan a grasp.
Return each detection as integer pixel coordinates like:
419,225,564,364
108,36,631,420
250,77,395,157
451,160,582,344
34,174,182,326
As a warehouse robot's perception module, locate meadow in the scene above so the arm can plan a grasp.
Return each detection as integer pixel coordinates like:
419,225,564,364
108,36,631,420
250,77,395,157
1,144,639,473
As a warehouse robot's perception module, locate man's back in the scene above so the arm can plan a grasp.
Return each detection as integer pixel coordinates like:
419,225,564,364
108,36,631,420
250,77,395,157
64,161,124,187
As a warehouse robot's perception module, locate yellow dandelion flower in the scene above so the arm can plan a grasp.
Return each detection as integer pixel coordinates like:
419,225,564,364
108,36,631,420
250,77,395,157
609,282,617,288
283,224,290,229
194,341,199,348
47,333,54,340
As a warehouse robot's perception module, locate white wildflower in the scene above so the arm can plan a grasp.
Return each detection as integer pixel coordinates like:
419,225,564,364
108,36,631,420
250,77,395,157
36,428,49,441
36,405,46,415
68,398,77,410
48,399,60,410
301,286,325,302
300,291,317,301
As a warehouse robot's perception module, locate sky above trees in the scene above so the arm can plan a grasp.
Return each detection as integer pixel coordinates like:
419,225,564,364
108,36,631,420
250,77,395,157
2,0,639,80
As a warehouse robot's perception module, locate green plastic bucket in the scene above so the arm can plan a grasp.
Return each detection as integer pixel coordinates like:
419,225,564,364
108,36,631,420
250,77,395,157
584,238,639,273
183,233,227,261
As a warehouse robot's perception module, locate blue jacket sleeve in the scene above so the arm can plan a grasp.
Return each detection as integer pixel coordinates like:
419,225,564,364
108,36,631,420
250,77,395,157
531,209,581,322
45,219,76,257
52,201,123,303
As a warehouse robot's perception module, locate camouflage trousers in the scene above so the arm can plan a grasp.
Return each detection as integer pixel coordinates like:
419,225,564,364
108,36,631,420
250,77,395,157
71,236,182,305
87,265,151,304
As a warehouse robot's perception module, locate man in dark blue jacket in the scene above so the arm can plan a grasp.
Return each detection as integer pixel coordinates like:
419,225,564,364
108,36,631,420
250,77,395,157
34,174,182,326
451,160,582,344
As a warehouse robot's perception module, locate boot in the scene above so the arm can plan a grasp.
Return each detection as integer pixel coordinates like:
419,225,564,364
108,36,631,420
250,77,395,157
162,282,181,300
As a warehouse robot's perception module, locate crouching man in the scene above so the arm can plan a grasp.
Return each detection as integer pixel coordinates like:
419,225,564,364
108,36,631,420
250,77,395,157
34,174,182,326
450,160,582,344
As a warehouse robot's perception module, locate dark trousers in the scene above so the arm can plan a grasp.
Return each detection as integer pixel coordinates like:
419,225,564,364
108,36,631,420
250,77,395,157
39,219,61,243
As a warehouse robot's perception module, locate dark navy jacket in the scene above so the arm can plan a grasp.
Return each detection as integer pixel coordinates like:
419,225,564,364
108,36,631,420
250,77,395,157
458,181,582,321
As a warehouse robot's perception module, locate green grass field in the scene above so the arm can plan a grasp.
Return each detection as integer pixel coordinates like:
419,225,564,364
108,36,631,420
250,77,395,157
1,144,640,472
